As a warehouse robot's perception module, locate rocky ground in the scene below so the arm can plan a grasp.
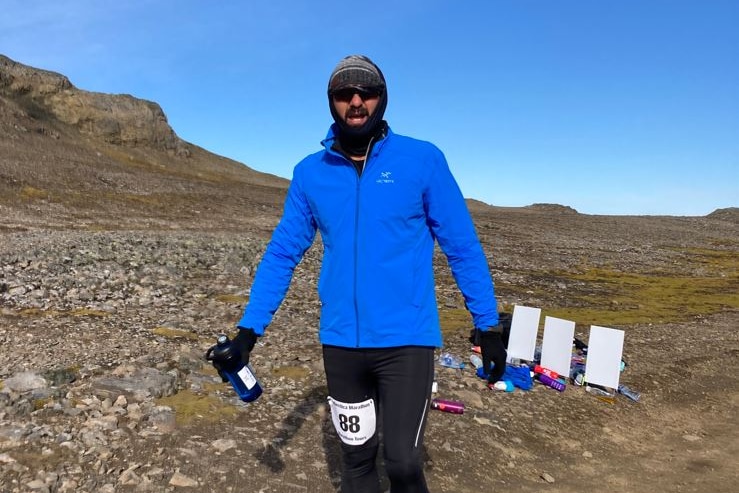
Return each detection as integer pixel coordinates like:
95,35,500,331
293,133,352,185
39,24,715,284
1,211,737,493
2,54,737,493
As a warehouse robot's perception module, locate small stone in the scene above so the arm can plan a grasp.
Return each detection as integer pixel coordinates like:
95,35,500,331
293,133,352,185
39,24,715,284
169,471,199,487
114,394,128,408
148,406,176,432
582,450,593,458
4,372,47,392
541,472,555,483
473,416,493,426
211,438,237,453
25,479,47,490
0,452,16,463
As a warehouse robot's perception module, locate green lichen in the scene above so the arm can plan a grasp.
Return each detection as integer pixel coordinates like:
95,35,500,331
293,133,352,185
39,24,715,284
544,267,738,327
438,308,471,338
439,247,738,331
151,326,199,341
19,185,49,200
214,294,248,304
156,389,239,425
13,307,110,318
33,397,52,411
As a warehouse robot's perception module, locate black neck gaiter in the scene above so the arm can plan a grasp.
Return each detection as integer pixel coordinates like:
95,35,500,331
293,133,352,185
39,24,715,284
332,120,388,158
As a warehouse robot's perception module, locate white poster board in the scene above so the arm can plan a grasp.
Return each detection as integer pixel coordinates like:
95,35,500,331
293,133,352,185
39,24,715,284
506,305,541,362
540,316,576,377
584,325,624,389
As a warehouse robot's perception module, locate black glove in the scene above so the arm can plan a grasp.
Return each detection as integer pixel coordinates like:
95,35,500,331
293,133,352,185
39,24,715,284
207,328,258,382
233,327,258,366
212,362,229,382
470,326,507,384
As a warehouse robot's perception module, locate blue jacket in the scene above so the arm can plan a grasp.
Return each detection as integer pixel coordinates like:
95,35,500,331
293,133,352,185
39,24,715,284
238,125,498,348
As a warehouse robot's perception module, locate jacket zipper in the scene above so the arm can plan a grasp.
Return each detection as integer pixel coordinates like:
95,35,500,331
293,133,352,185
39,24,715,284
352,136,376,347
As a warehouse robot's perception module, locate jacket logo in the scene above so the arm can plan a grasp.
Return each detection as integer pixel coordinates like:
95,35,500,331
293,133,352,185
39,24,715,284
376,171,394,184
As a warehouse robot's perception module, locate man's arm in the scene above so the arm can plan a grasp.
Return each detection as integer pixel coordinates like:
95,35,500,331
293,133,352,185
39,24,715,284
423,147,499,329
237,173,317,334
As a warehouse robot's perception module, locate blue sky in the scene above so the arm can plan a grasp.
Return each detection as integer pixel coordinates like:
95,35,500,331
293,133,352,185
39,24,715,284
2,0,737,216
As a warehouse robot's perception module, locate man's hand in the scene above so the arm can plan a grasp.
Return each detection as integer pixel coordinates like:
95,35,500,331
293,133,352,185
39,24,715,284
470,326,507,384
233,327,258,366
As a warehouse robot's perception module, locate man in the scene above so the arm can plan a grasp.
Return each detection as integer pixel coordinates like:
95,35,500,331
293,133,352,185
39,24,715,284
226,55,506,493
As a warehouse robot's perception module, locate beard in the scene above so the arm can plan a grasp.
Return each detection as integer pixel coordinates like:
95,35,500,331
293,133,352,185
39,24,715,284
345,108,369,120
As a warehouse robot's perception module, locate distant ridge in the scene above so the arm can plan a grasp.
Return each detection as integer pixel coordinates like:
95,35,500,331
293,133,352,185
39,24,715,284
0,54,288,231
707,207,739,223
524,203,579,214
465,199,580,215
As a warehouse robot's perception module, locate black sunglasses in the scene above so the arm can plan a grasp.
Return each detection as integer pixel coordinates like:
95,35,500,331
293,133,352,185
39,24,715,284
331,86,383,103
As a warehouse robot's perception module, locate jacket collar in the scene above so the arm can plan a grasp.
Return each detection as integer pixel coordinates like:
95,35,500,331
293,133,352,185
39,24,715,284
321,123,392,158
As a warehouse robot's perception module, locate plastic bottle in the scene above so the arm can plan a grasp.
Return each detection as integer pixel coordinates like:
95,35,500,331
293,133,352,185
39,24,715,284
206,334,263,403
469,354,483,370
585,385,614,397
537,373,566,392
572,371,585,386
569,363,586,384
617,384,641,402
438,352,465,370
430,398,464,414
533,365,560,380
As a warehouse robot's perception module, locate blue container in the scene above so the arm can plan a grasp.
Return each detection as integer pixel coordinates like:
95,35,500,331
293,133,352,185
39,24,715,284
206,335,263,403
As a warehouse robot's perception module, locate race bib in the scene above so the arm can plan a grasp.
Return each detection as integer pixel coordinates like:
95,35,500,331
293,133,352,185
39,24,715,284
327,396,376,446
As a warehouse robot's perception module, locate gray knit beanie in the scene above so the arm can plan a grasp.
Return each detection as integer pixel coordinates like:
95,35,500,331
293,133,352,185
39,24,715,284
328,55,386,92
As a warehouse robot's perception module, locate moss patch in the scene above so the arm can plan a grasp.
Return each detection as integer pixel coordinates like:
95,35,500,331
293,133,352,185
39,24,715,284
439,308,472,339
271,365,310,380
438,247,737,330
13,307,110,318
69,308,110,317
543,248,738,327
33,397,53,411
156,389,239,425
151,326,199,341
215,294,248,304
20,185,48,200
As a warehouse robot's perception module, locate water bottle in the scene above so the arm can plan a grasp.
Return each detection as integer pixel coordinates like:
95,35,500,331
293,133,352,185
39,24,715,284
206,334,262,403
585,385,614,397
430,398,465,414
617,384,641,402
533,365,560,380
537,373,566,392
438,352,465,369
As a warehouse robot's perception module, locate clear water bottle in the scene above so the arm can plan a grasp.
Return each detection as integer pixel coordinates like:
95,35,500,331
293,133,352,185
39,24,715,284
617,384,641,402
206,334,262,403
438,352,465,369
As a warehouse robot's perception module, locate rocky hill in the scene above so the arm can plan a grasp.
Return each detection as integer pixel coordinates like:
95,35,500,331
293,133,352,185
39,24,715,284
1,55,738,493
0,54,288,232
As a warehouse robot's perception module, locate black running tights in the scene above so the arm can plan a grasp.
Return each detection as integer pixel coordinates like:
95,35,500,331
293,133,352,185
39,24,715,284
323,345,434,493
